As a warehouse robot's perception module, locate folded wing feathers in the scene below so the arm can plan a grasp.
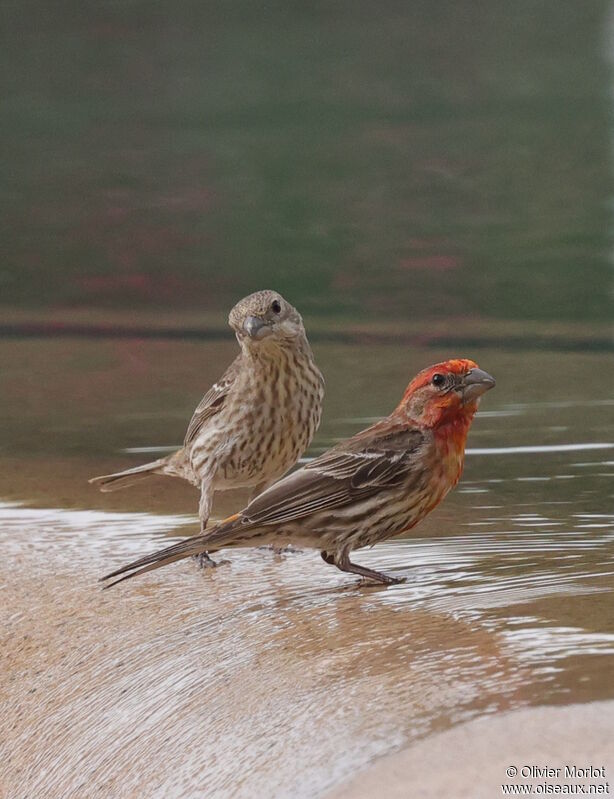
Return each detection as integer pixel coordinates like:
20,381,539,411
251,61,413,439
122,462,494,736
100,424,427,586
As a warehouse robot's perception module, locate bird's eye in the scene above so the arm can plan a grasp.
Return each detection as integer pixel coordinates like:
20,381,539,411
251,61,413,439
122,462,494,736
432,373,446,387
271,300,282,314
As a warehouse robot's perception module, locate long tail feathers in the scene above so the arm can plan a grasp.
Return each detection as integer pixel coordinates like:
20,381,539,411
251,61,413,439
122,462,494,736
89,457,171,492
101,533,210,588
100,514,244,588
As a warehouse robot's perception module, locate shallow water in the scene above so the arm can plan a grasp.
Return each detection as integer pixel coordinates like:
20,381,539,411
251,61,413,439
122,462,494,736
3,1,613,794
1,337,613,798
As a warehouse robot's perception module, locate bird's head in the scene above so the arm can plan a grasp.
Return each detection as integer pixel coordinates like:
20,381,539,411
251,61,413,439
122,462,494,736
398,359,495,428
229,290,305,350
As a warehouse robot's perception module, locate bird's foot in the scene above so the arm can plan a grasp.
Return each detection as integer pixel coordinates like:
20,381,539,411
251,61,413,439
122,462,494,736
360,574,405,586
194,552,229,569
323,551,405,585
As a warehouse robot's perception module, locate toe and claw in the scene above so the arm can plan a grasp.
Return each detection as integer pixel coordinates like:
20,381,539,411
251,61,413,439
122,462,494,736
196,547,401,583
195,551,229,569
196,551,218,569
321,551,403,585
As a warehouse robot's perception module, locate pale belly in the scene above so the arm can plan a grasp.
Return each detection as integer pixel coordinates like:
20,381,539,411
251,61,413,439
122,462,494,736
188,406,315,491
184,349,323,492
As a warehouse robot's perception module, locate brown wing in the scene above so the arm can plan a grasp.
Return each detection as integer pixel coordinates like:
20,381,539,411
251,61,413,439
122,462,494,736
240,421,427,527
100,422,427,587
184,356,242,445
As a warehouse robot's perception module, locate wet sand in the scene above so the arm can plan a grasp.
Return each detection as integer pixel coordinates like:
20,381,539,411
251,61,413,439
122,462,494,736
328,702,614,799
2,490,613,798
327,701,614,799
0,516,519,798
2,339,613,797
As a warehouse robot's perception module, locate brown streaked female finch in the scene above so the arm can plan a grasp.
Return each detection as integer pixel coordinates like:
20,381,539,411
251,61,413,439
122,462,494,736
90,290,325,559
101,358,494,587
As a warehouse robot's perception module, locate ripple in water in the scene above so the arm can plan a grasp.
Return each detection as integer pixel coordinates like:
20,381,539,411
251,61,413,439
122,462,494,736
2,479,614,799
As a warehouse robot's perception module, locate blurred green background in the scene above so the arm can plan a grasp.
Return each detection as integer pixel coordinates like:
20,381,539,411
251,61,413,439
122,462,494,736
1,0,612,324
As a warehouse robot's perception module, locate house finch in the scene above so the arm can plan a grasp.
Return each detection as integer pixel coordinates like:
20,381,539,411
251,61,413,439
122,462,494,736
90,290,325,544
102,358,494,587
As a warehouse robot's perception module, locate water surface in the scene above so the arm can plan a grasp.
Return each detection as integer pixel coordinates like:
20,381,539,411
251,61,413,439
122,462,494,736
1,337,612,798
2,1,613,794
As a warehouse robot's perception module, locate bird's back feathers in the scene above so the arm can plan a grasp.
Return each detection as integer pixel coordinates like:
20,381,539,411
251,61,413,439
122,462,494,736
100,423,428,586
100,358,494,587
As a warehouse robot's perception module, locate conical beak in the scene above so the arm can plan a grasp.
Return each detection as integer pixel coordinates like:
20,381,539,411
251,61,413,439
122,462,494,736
243,316,273,340
462,368,496,403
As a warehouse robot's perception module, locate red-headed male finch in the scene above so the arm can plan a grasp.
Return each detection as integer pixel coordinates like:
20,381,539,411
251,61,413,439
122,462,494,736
101,359,494,587
90,290,325,547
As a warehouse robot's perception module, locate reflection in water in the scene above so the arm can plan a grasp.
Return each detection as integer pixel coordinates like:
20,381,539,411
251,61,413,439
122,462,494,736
2,0,613,791
0,506,567,797
1,340,613,797
1,506,518,797
0,502,193,556
2,442,614,796
466,443,614,455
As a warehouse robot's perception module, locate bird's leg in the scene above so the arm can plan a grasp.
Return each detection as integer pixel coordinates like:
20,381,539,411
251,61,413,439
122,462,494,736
328,549,404,585
195,481,218,568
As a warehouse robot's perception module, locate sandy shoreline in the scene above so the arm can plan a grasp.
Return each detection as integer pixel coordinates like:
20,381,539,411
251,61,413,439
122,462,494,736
2,490,613,798
0,502,517,798
327,701,614,799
